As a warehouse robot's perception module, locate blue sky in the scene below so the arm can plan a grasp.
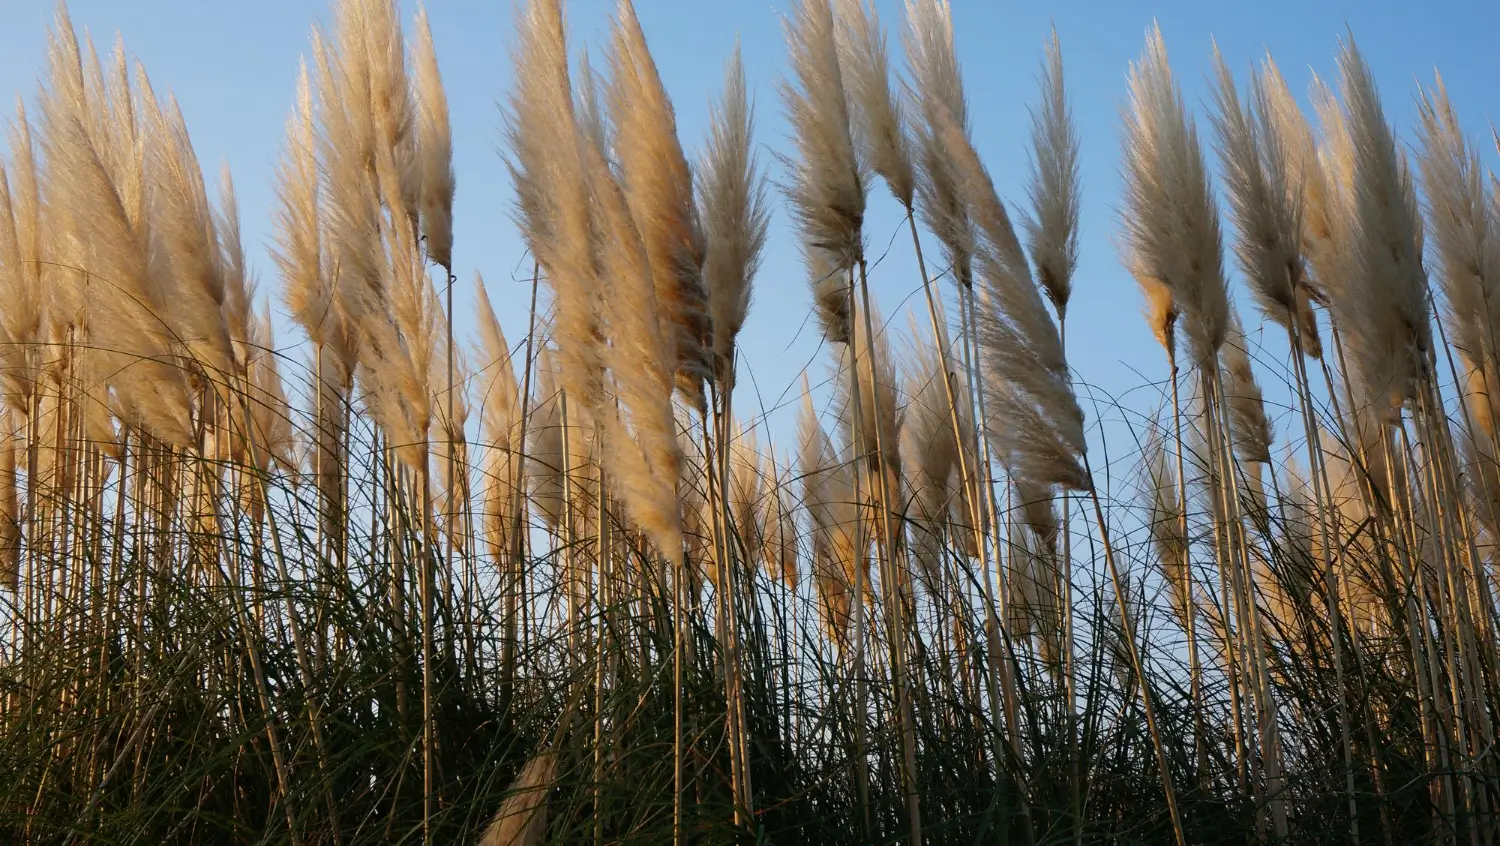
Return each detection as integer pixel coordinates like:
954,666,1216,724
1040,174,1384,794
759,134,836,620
0,0,1496,486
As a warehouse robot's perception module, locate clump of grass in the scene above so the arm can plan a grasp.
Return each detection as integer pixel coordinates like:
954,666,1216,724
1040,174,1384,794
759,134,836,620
2,2,1499,845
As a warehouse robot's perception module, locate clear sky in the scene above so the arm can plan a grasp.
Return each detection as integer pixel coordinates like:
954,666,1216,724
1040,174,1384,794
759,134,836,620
0,0,1496,487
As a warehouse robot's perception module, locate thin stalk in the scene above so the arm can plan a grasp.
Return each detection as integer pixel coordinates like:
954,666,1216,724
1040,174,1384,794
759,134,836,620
855,256,921,843
1082,453,1185,846
1284,308,1358,840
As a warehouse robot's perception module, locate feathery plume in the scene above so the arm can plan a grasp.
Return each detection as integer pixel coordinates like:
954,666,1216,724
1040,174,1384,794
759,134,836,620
782,0,866,343
476,274,523,561
0,168,37,410
137,72,237,376
836,298,901,486
1143,423,1191,628
0,412,16,591
607,0,711,410
39,11,193,446
585,136,684,557
800,383,859,639
1023,31,1079,317
1222,314,1271,463
1015,478,1060,556
729,421,767,566
932,106,1087,489
1416,74,1500,430
1211,48,1320,357
904,0,973,288
834,0,914,208
273,62,344,359
313,23,384,370
411,4,455,272
526,349,566,533
361,0,419,220
216,166,256,364
1325,40,1429,420
1120,25,1229,367
477,751,558,846
504,0,602,410
244,308,297,474
701,46,770,386
760,452,801,587
900,317,963,590
0,107,42,410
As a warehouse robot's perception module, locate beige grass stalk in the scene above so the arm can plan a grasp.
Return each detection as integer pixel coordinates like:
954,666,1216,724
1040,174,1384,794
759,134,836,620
0,414,17,591
797,383,868,815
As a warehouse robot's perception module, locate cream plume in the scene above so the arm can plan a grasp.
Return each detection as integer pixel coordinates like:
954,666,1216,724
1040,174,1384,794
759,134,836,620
475,273,523,561
1313,42,1429,422
477,751,558,846
505,0,602,410
412,4,455,272
904,0,973,288
834,0,914,208
607,0,711,411
933,107,1087,490
1210,50,1320,357
1416,74,1500,432
1121,25,1229,370
1023,31,1079,317
782,0,866,344
701,46,770,387
799,382,859,641
585,136,684,557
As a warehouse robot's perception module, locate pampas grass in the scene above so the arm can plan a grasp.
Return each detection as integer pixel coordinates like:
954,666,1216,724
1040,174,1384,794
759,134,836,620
782,0,865,344
607,0,711,410
701,47,770,387
4,4,1499,845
